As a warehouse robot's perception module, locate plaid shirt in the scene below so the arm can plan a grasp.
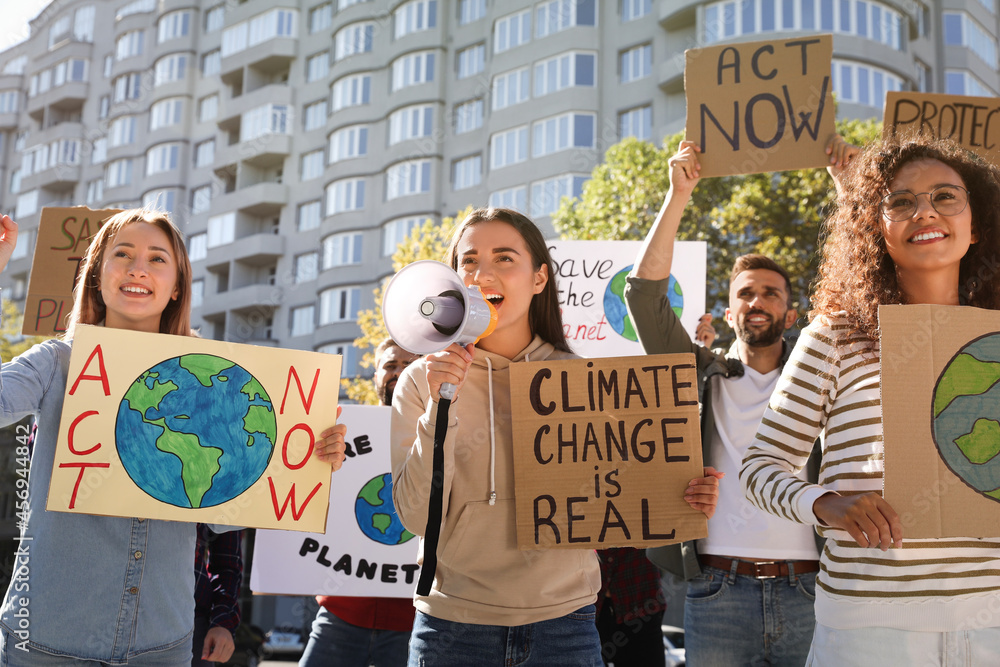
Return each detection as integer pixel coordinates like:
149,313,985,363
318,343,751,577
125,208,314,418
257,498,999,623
194,524,243,632
596,548,666,624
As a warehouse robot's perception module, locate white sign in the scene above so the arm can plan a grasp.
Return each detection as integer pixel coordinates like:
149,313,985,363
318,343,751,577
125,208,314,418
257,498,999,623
251,405,419,597
549,241,707,359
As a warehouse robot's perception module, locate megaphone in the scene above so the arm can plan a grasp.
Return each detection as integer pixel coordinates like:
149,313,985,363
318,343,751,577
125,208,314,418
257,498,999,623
382,260,498,356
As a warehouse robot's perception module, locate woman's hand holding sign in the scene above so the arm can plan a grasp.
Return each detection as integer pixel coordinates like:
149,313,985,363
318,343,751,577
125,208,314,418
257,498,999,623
685,466,724,519
0,215,18,275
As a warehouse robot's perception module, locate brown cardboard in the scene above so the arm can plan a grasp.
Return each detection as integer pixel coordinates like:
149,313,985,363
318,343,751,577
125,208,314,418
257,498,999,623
880,304,1000,538
22,206,121,336
684,35,835,177
509,354,707,549
882,91,1000,166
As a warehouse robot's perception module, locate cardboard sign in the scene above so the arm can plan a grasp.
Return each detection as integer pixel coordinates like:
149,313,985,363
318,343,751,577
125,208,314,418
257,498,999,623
251,405,420,597
684,35,835,177
881,305,1000,538
23,206,121,337
883,91,1000,166
509,354,706,549
548,241,707,359
47,325,341,532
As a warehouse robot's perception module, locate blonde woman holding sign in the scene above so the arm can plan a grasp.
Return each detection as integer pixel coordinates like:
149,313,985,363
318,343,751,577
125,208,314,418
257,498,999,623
0,210,347,665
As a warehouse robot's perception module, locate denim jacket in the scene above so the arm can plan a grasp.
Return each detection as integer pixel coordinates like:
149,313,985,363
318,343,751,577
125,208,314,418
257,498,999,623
0,338,198,663
623,275,819,581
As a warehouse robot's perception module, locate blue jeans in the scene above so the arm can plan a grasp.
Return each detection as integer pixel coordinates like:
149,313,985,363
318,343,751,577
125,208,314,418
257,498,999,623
407,606,602,667
807,622,1000,666
684,564,816,667
299,607,409,667
1,627,193,666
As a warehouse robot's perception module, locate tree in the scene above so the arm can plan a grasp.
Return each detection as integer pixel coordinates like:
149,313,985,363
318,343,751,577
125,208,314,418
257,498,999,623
341,210,471,403
0,300,48,362
552,119,881,316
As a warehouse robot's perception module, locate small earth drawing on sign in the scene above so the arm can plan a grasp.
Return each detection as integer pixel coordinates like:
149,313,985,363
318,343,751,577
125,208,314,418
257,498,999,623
116,354,276,508
931,333,1000,503
355,473,415,545
604,264,683,342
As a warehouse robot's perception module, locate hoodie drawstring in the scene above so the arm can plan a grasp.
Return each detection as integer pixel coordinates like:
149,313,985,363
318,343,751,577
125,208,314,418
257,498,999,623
486,356,496,506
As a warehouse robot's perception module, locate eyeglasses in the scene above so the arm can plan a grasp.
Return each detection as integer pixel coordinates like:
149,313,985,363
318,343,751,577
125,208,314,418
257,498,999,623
880,185,970,222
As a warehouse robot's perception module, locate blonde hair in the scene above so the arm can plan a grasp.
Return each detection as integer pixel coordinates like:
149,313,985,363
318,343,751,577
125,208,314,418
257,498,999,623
65,208,193,339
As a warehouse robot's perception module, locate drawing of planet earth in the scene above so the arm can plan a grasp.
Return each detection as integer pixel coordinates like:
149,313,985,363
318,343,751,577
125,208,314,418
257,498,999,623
603,264,683,341
116,354,276,508
931,333,1000,503
355,473,415,545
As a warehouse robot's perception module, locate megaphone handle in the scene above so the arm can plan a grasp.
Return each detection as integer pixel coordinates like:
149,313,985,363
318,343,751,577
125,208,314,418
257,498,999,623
439,382,457,401
416,396,452,597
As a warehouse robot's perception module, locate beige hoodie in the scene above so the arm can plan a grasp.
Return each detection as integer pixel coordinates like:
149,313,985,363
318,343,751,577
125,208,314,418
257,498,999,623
391,336,600,626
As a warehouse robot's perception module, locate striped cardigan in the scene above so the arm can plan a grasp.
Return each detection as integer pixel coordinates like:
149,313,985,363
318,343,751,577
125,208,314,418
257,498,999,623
741,314,1000,632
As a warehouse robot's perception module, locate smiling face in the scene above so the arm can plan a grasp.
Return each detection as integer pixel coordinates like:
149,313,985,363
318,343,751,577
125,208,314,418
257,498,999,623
726,268,796,348
881,158,975,289
454,220,547,356
99,222,180,333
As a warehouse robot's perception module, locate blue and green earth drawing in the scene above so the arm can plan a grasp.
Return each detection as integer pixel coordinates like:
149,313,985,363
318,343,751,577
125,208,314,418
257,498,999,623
932,333,1000,503
355,473,415,546
603,265,683,341
116,354,276,508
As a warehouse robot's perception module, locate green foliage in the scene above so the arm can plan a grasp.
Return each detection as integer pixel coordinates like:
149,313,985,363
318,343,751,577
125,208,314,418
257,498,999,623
341,209,469,404
0,300,48,363
552,119,882,317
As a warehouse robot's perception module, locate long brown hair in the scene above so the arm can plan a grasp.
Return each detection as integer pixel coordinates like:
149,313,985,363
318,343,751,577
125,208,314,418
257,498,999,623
811,135,1000,341
65,208,193,339
445,207,570,353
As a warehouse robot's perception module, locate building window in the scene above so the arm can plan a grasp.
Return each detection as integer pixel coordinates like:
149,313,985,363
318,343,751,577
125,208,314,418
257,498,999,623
113,73,142,102
915,61,930,93
320,287,361,324
86,179,104,204
492,67,530,110
222,8,298,57
488,186,527,213
944,12,998,70
619,105,652,141
323,232,363,268
0,91,18,114
157,10,192,43
329,125,368,162
395,0,437,39
304,100,328,131
536,0,596,37
199,95,219,123
104,55,113,78
91,138,107,164
306,51,330,82
622,0,651,21
240,104,289,141
294,252,319,283
194,139,215,168
620,44,651,83
494,9,531,53
10,228,32,257
14,192,38,220
389,105,433,145
154,54,188,86
191,185,211,214
116,30,144,61
326,178,366,214
301,149,325,180
191,279,204,308
109,116,137,147
382,217,422,256
534,52,596,96
945,69,995,96
532,112,596,157
8,169,19,195
74,5,95,41
105,158,133,188
189,233,207,260
335,22,374,60
386,160,432,199
490,126,529,170
99,95,110,119
455,99,483,133
142,189,177,215
457,43,485,79
205,5,225,32
339,0,370,8
531,174,588,218
310,3,333,33
207,212,236,247
317,342,359,376
833,59,904,106
460,0,486,24
117,0,155,19
332,74,372,111
150,97,184,130
202,50,221,77
392,51,435,91
453,154,482,190
298,200,323,230
291,305,316,336
146,143,180,175
48,15,72,49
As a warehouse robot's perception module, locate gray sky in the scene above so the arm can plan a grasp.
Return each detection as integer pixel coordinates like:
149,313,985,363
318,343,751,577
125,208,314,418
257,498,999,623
3,0,53,52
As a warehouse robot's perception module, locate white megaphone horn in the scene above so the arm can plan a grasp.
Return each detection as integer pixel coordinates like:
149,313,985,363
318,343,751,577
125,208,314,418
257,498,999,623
382,260,498,359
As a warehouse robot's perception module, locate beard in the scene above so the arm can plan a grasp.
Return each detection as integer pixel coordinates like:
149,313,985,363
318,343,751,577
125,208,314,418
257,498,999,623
735,310,787,347
379,380,396,407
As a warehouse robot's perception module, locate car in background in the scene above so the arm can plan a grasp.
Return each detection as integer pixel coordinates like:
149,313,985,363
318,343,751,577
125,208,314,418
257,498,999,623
262,624,307,660
223,624,266,667
662,624,686,666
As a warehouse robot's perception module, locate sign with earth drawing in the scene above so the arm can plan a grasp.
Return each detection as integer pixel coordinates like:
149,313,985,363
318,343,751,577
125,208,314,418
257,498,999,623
47,325,341,532
881,305,1000,538
547,241,706,359
250,405,420,597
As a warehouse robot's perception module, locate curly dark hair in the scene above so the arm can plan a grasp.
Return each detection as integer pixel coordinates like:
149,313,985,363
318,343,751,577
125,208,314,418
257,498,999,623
810,135,1000,340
